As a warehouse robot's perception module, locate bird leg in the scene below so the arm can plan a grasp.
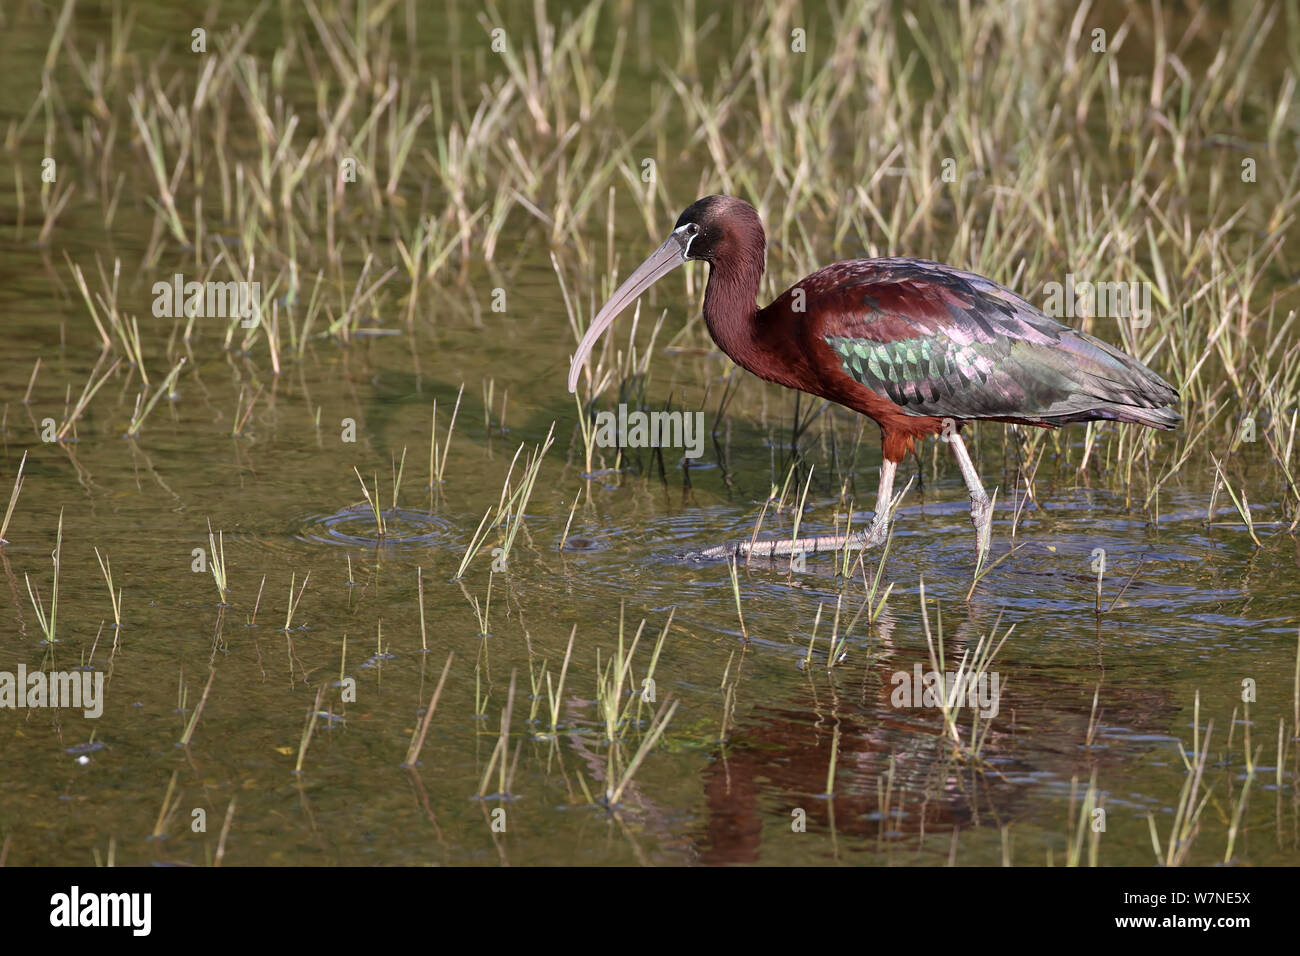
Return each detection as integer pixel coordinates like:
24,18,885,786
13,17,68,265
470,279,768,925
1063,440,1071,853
948,431,992,559
857,457,897,548
681,459,900,562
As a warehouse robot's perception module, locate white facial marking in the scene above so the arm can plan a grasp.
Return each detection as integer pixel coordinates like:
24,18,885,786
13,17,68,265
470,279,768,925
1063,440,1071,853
674,223,696,258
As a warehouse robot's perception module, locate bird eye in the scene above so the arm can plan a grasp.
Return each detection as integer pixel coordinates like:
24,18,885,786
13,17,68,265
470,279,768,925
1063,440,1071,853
687,223,700,235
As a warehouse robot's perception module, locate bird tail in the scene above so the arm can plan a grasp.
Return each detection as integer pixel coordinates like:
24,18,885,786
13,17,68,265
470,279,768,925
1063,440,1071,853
1108,402,1182,430
1048,329,1182,429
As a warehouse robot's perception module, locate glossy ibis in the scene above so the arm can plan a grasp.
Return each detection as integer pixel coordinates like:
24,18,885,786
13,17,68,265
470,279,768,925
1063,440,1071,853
567,196,1181,560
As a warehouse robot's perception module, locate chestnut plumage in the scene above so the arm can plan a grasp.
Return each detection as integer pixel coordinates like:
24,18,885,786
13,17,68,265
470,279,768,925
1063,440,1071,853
568,195,1181,560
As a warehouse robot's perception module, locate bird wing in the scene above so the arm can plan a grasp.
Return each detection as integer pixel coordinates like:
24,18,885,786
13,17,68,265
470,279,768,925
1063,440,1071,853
804,258,1179,426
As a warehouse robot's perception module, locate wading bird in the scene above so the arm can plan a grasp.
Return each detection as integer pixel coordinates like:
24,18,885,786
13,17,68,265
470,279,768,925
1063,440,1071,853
567,196,1180,561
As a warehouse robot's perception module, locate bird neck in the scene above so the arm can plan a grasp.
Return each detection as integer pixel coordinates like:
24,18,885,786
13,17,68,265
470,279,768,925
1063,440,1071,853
702,245,764,367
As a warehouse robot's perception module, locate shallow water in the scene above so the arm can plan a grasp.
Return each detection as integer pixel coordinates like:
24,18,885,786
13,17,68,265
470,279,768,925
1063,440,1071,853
0,1,1298,867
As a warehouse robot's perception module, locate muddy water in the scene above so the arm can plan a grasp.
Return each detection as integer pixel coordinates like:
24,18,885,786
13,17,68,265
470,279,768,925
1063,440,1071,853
0,2,1298,866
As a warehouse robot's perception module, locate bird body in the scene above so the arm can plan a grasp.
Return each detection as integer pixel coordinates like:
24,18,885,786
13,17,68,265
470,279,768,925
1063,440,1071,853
738,256,1180,461
567,195,1181,558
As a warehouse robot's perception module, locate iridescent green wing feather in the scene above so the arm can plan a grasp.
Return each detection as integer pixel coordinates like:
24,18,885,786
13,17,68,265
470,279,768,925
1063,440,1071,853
804,258,1179,427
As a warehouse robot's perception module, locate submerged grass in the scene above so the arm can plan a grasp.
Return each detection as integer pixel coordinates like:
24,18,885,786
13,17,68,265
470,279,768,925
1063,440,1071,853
206,520,228,605
455,424,556,579
0,451,27,546
24,508,63,645
404,651,454,768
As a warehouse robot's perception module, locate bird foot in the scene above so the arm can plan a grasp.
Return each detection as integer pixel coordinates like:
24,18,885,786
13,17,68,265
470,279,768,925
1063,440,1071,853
678,519,889,563
856,518,890,551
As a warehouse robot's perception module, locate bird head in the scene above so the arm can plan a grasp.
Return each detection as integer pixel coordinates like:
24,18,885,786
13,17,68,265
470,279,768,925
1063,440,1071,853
566,195,763,392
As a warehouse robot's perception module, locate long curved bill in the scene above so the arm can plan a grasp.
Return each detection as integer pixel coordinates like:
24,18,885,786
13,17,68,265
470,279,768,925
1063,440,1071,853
567,227,693,393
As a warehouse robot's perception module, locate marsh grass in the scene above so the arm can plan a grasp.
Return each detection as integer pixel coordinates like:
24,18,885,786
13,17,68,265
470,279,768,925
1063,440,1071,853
294,684,328,775
1148,697,1214,867
205,520,229,605
231,385,262,439
1211,453,1263,548
606,697,678,807
404,651,454,768
824,723,842,797
92,546,122,631
390,446,409,512
247,575,267,628
477,669,519,798
0,450,27,545
126,357,185,438
718,661,738,744
455,424,556,578
281,573,311,632
416,568,428,651
179,669,216,747
826,589,866,667
353,467,386,539
964,535,1024,602
1223,744,1261,864
787,464,814,569
919,577,1013,761
57,358,121,442
462,574,494,637
429,384,465,489
213,799,237,868
861,530,896,627
1065,772,1102,868
24,508,62,644
1103,557,1148,614
583,608,679,806
596,609,672,741
149,772,182,841
802,606,823,669
542,625,577,738
725,555,748,642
